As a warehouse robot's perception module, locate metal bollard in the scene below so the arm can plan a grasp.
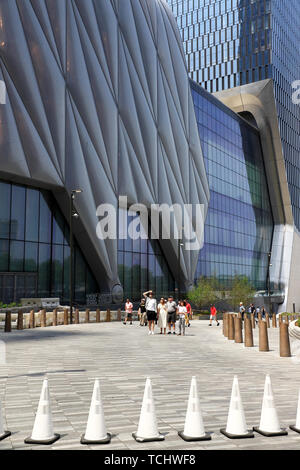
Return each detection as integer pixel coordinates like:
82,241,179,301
64,308,69,325
244,315,254,347
85,309,90,323
41,309,47,328
75,308,79,324
106,309,111,322
17,310,23,330
228,314,235,341
280,322,291,357
266,313,270,328
53,308,58,326
259,321,269,352
272,314,277,328
251,312,255,329
96,309,100,323
234,316,243,343
29,310,35,329
4,311,11,333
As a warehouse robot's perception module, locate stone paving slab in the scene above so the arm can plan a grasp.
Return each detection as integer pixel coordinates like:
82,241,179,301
1,320,300,450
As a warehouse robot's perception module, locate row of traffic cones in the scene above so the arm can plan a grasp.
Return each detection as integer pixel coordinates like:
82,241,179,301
1,375,300,445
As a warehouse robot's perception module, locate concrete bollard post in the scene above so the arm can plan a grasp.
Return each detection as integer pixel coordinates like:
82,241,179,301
41,309,47,328
279,314,282,325
280,322,291,357
17,310,23,330
224,313,229,337
237,311,242,320
244,315,254,347
251,312,255,329
266,313,270,328
106,309,111,322
64,308,69,325
96,309,100,323
259,321,269,352
272,314,277,328
234,316,243,343
4,311,11,333
285,314,289,325
75,308,79,324
117,308,121,322
29,310,35,329
52,308,58,326
85,309,90,323
258,312,262,322
228,314,235,341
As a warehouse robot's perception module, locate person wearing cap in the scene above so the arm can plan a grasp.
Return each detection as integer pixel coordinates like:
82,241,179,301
143,290,157,335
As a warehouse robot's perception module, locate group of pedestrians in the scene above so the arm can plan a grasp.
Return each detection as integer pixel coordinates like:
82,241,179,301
123,291,192,336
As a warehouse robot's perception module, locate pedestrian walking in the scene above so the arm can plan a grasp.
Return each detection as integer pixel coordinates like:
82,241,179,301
239,302,245,320
261,306,266,319
177,300,187,336
157,298,168,335
209,304,219,326
166,296,177,335
123,298,133,325
255,306,260,324
185,299,192,327
138,299,147,326
143,290,157,335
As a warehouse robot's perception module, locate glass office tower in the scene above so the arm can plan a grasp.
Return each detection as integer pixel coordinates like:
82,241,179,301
167,0,300,230
191,80,274,290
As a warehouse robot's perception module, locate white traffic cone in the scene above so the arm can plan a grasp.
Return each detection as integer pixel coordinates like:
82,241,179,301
25,378,60,445
132,378,164,442
220,376,254,439
178,376,211,441
0,398,11,442
81,379,111,444
253,374,288,436
290,389,300,434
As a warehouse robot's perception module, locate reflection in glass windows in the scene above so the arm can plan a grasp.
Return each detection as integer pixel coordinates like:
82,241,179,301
0,180,99,304
118,209,175,301
191,81,274,290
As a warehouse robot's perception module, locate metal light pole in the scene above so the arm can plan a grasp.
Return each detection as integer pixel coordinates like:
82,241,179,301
69,189,82,324
267,251,272,312
177,238,184,302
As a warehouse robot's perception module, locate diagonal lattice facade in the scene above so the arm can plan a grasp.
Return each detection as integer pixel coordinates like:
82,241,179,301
0,0,209,299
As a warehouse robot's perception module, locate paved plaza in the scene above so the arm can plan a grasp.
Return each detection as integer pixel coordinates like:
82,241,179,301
1,319,300,450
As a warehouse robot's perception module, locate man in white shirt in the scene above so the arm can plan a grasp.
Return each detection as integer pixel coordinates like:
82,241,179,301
143,290,157,335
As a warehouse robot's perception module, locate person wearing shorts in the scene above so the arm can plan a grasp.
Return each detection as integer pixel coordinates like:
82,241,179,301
209,304,219,326
143,290,157,335
138,299,147,326
124,299,133,325
166,296,177,335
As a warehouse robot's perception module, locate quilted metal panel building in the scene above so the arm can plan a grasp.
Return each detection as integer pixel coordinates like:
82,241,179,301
0,0,209,304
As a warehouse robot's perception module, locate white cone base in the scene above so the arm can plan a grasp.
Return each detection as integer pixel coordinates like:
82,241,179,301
178,431,211,442
0,431,11,441
220,428,254,440
132,432,165,443
253,426,288,437
24,433,60,445
290,425,300,434
81,432,111,445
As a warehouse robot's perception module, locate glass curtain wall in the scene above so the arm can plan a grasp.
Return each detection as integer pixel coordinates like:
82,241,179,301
0,180,98,304
191,81,274,290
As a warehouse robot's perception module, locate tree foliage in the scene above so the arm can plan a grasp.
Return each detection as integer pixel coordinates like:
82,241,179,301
229,275,255,311
187,276,218,310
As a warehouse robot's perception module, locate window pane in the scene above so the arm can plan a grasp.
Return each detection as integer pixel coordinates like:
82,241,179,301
25,242,38,272
0,182,11,239
9,240,24,271
38,244,51,297
11,185,25,240
39,191,52,243
25,189,39,242
0,239,9,271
